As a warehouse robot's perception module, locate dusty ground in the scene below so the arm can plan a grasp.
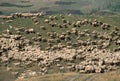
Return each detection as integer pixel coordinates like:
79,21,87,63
15,69,120,81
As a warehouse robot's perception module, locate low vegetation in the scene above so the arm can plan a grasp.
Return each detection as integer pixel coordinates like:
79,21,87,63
0,0,120,15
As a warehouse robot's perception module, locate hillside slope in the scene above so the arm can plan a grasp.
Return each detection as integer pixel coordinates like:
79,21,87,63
0,0,120,15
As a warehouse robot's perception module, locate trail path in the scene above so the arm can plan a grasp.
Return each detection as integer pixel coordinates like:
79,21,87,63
85,74,100,81
67,73,100,81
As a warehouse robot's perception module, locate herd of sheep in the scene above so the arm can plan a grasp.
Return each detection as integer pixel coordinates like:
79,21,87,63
0,12,120,78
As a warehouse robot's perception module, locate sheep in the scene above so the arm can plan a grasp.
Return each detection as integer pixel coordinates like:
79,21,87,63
63,23,68,28
49,34,55,39
71,28,78,35
57,43,64,49
37,12,45,17
54,23,58,27
66,30,71,35
32,37,37,41
41,38,47,42
75,21,81,27
49,16,54,21
47,39,55,43
56,38,61,43
60,14,65,19
47,43,53,47
92,33,99,39
6,20,13,23
34,20,39,25
72,22,77,27
21,13,36,18
1,16,14,20
44,19,49,23
61,32,66,36
48,32,59,39
83,29,89,33
16,31,21,35
12,13,22,18
62,19,67,23
91,40,97,45
79,32,85,37
49,22,55,27
67,21,71,25
114,26,119,31
77,40,84,46
8,25,13,29
113,47,120,52
115,40,120,45
34,21,39,24
3,29,10,34
84,19,89,24
66,45,72,49
47,32,51,36
65,35,71,41
66,41,72,46
101,23,110,30
45,46,51,50
25,28,35,34
15,27,24,32
58,24,63,28
102,42,110,48
40,26,46,30
112,36,119,41
92,30,98,34
51,45,58,50
36,32,41,36
53,16,58,20
37,37,42,41
31,17,36,20
92,22,99,27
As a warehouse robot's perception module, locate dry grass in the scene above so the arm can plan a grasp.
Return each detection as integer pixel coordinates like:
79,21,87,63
15,70,120,81
75,74,95,81
15,72,77,81
93,70,120,81
75,70,120,81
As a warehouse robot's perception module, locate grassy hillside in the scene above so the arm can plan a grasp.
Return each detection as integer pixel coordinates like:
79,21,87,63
0,0,120,15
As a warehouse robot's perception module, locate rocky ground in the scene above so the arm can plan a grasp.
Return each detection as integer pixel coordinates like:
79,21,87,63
0,13,120,80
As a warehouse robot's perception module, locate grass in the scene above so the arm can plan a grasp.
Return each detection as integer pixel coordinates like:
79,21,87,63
0,0,58,15
93,70,120,81
0,14,120,51
0,3,33,8
15,72,78,81
0,0,120,15
0,67,17,81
